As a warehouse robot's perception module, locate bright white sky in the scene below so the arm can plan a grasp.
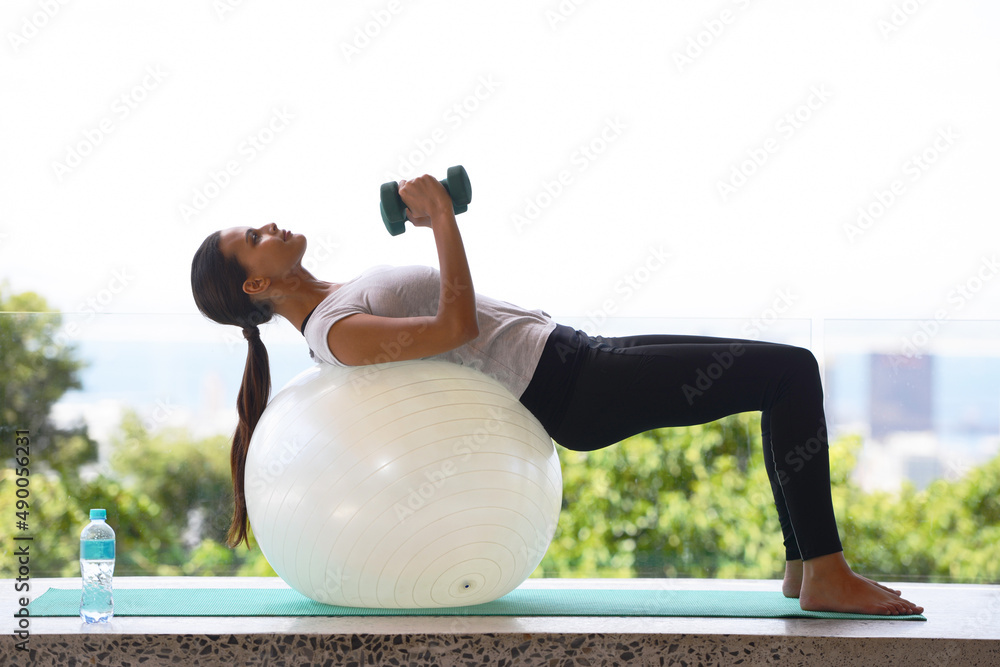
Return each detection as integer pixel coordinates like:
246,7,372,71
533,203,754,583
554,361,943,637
2,0,998,348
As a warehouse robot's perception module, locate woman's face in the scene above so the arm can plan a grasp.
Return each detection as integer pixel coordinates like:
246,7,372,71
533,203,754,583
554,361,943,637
218,222,306,296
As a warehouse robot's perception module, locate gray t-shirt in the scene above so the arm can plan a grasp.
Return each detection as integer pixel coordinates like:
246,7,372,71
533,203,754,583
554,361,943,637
302,265,557,398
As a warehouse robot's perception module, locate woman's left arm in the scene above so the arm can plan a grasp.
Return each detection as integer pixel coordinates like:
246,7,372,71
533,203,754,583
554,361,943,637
400,174,479,341
325,174,479,366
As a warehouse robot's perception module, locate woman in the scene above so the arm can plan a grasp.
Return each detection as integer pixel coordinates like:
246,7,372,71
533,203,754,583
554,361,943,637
191,174,923,616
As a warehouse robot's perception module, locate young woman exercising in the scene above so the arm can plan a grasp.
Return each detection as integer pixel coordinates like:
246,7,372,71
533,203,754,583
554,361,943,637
190,174,923,616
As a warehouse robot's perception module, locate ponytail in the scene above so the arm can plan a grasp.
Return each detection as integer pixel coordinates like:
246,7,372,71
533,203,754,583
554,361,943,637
191,232,274,549
227,325,271,548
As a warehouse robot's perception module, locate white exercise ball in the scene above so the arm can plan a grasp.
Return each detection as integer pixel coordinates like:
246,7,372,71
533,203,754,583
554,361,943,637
244,360,563,608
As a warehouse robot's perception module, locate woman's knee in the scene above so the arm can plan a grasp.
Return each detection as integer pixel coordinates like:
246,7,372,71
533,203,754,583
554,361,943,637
778,345,822,388
787,345,819,368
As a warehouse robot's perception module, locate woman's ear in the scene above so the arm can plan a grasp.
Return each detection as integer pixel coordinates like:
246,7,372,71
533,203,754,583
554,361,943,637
243,276,271,296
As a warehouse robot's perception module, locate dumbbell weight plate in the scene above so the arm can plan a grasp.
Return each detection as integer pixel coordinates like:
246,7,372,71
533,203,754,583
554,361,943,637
380,181,407,235
445,165,472,214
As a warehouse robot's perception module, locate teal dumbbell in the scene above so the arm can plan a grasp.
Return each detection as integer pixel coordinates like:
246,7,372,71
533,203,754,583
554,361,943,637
379,165,472,236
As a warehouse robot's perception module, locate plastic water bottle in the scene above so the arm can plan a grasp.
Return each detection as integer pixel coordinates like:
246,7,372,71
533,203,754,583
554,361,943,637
80,508,115,623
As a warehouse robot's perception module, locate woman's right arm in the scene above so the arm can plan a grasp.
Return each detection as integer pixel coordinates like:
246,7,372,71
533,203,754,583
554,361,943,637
326,174,480,366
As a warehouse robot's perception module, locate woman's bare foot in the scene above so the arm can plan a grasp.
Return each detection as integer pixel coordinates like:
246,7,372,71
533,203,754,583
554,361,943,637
782,560,804,598
782,558,903,599
798,552,923,615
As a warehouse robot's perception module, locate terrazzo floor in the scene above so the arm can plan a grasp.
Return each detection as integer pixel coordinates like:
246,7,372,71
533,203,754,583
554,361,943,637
3,576,998,666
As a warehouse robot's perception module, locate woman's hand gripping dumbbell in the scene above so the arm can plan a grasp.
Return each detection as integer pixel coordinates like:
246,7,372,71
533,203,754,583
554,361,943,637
379,165,472,236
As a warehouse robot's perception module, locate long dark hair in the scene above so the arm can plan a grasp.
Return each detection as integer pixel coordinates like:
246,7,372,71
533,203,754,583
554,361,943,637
190,231,274,549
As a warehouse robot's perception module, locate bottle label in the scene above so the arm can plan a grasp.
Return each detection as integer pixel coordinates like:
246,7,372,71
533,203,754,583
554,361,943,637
81,539,115,560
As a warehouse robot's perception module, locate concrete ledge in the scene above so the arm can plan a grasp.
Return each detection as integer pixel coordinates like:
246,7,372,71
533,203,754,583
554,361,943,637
4,577,999,666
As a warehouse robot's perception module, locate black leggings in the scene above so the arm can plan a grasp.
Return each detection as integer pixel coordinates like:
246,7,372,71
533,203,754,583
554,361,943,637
519,324,842,561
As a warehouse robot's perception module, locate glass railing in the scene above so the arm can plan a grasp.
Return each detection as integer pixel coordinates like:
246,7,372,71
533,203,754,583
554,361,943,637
2,312,998,582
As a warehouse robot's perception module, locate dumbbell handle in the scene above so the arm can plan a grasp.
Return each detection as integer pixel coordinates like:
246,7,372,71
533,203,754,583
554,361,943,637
380,165,471,236
397,176,453,221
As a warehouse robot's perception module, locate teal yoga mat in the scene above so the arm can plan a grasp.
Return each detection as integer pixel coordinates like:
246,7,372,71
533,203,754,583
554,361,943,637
29,587,926,620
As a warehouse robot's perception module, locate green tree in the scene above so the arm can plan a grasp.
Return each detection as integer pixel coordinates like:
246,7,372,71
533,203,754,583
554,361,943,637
0,408,275,577
109,410,232,545
4,283,998,583
538,416,1000,584
105,410,274,576
0,281,96,477
1,283,98,578
539,413,786,579
838,442,1000,582
0,284,273,577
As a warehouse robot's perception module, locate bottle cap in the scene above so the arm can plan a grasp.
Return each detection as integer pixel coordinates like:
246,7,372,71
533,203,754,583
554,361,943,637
90,509,107,520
